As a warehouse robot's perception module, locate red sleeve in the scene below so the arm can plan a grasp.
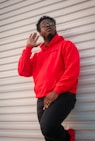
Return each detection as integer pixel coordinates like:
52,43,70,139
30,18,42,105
54,41,80,94
18,46,36,77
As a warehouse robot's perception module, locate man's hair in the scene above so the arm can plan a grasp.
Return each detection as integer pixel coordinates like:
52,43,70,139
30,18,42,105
36,16,56,32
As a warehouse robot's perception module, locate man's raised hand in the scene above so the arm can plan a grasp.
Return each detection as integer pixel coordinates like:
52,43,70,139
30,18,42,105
27,33,41,48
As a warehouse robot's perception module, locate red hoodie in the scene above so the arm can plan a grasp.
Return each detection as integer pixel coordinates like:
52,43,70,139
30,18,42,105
18,34,80,98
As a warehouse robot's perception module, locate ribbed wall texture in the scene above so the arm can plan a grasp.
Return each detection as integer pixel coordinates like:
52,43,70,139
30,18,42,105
0,0,95,141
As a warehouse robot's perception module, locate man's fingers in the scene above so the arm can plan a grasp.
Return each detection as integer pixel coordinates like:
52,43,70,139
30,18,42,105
43,102,49,110
27,33,41,47
35,35,39,42
30,33,40,43
32,32,38,40
29,33,32,38
43,98,52,110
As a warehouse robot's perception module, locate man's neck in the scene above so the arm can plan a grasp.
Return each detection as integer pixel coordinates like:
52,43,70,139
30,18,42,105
44,34,56,46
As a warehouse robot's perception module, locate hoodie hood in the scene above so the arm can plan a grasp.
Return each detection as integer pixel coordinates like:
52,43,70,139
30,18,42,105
40,34,64,51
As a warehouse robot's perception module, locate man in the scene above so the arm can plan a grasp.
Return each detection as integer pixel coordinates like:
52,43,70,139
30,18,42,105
18,16,80,141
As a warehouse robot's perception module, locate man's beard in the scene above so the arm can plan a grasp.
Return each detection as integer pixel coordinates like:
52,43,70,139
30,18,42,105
47,33,54,41
44,32,56,41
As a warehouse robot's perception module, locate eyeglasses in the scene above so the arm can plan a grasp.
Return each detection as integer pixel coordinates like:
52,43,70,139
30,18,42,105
40,21,55,28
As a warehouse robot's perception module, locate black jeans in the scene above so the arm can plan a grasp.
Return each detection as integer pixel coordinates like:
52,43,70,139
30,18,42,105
37,92,76,141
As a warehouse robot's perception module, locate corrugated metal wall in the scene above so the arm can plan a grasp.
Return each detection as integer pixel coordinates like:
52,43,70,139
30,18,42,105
0,0,95,141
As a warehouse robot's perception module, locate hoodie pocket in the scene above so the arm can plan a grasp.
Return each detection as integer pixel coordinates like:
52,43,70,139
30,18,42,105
34,79,57,96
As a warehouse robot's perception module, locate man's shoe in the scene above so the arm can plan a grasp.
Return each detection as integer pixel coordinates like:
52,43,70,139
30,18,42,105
67,129,75,141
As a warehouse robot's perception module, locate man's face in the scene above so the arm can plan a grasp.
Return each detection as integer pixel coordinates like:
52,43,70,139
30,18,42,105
39,19,56,39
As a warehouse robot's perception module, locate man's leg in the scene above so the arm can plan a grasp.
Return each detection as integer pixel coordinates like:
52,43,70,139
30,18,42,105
37,92,76,141
37,97,53,141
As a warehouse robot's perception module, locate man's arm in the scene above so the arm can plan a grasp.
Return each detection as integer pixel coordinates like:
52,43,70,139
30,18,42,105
18,33,40,77
54,41,80,94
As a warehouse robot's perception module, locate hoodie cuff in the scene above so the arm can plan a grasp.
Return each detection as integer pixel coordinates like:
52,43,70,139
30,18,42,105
53,87,64,95
26,45,33,50
23,46,32,57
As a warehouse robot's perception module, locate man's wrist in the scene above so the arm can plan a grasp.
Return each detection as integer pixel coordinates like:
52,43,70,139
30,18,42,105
26,44,33,48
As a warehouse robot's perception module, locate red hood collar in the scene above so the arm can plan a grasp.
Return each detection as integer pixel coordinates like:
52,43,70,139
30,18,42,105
40,34,64,51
